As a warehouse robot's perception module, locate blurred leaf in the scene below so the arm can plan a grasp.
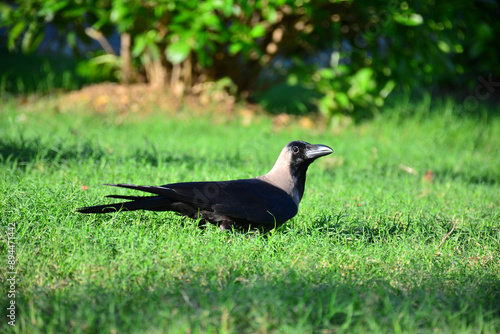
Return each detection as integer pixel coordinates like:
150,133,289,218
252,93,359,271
60,7,88,18
266,7,278,23
335,92,350,108
437,40,451,53
67,31,76,48
93,11,110,30
132,35,147,57
89,54,120,66
38,1,68,18
110,3,127,22
0,2,13,19
351,67,374,93
21,23,40,53
29,31,45,53
336,64,350,76
380,80,396,98
166,40,191,64
287,73,299,86
202,13,220,28
318,95,337,116
249,24,266,38
148,43,161,60
7,21,26,50
317,68,335,79
393,13,424,26
229,42,244,55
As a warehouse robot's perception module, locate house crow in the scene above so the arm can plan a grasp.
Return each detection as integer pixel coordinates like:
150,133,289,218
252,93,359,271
76,140,333,231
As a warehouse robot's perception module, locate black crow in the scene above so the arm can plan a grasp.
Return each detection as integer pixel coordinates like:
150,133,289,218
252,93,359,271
77,140,333,231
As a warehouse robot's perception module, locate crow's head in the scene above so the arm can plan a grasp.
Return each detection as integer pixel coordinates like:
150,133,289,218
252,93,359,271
263,140,333,205
284,140,333,168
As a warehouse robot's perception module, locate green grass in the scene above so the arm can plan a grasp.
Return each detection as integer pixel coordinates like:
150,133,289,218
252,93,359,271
1,98,499,333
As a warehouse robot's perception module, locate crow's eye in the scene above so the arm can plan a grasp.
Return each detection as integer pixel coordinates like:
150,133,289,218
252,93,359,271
292,146,300,154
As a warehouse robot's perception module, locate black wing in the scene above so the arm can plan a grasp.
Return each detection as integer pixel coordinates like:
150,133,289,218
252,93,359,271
106,179,298,225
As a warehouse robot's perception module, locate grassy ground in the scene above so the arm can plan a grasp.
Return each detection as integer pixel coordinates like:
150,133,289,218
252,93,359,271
1,98,499,333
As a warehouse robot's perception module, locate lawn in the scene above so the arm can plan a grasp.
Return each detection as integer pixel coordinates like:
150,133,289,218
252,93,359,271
1,97,499,333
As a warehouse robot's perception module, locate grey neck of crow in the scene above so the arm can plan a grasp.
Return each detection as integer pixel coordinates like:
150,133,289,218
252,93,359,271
258,149,311,206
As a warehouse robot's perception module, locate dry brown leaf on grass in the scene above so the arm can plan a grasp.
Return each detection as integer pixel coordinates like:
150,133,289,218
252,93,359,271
422,169,434,183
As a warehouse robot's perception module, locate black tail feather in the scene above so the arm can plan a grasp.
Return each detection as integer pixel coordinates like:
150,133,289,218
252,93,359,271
76,202,132,214
105,194,154,200
104,183,173,196
76,196,171,214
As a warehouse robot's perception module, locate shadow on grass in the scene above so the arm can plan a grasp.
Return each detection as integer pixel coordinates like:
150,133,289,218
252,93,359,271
10,269,500,332
0,136,213,170
130,141,244,169
309,212,500,246
432,168,500,186
0,137,106,168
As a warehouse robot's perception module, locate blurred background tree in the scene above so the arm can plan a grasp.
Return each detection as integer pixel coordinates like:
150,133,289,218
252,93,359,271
1,0,499,120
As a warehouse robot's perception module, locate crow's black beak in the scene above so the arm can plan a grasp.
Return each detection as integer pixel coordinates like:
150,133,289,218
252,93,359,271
305,144,333,159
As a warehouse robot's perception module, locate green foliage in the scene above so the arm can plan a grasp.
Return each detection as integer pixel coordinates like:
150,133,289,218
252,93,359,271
1,0,499,119
0,48,94,94
1,100,499,332
313,59,396,121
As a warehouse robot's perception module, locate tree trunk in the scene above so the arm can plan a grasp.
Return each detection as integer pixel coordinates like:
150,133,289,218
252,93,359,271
120,33,132,85
170,62,184,96
182,54,192,90
145,53,167,88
